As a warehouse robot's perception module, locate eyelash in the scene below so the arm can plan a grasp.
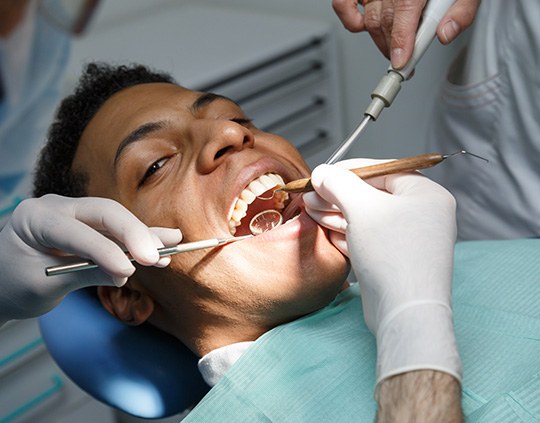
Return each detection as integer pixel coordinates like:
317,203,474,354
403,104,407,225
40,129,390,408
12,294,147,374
139,157,168,187
137,117,251,188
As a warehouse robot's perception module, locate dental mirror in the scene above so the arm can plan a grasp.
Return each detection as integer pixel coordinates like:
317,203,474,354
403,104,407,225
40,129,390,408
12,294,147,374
249,210,283,235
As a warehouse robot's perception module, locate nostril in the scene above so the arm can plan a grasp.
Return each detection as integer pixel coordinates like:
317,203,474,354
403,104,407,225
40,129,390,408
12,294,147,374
214,146,232,160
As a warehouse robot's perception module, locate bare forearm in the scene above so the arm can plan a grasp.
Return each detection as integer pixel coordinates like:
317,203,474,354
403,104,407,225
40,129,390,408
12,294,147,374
376,370,462,423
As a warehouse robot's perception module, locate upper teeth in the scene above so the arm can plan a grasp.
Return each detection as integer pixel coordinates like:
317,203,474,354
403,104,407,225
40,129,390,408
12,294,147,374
228,173,287,234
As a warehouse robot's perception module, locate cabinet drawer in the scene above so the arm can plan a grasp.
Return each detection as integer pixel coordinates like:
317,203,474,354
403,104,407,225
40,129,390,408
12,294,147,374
0,320,111,423
236,73,337,167
0,320,45,376
198,38,326,102
0,352,102,423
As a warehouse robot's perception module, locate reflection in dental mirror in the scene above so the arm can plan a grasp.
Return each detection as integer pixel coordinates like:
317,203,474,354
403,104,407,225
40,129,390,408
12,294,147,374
249,210,283,235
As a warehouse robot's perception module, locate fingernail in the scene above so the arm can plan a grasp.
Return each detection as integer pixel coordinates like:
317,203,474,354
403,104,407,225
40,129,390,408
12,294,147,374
144,249,160,263
175,228,183,240
113,276,128,287
391,48,405,69
156,256,171,268
442,20,460,44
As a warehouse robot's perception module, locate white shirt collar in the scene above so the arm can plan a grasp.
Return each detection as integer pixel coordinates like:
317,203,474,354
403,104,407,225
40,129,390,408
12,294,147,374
197,341,254,387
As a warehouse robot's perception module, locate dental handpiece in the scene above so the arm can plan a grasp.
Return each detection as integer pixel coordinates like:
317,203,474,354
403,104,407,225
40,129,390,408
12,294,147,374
45,235,252,276
325,0,455,165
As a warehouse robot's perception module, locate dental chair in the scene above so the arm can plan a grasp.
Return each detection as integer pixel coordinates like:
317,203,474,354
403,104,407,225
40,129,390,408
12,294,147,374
38,289,210,419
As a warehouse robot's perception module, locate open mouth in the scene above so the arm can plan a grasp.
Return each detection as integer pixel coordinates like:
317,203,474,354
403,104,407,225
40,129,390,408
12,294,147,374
228,173,298,236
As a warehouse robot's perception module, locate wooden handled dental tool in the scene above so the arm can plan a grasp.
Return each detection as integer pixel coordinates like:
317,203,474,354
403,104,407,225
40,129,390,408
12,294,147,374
276,151,487,194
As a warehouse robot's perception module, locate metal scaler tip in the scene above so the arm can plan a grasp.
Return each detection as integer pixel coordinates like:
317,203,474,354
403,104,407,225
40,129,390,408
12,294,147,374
443,150,489,163
219,234,253,244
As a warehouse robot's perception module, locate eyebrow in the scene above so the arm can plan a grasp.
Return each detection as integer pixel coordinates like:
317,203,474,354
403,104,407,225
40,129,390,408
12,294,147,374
113,92,240,170
190,92,239,114
114,121,169,169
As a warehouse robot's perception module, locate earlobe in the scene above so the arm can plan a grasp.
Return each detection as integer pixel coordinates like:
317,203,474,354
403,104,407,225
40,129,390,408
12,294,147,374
97,285,154,326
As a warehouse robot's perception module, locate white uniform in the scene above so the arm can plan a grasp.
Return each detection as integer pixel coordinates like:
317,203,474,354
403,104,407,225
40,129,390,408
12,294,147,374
425,1,540,240
0,4,70,227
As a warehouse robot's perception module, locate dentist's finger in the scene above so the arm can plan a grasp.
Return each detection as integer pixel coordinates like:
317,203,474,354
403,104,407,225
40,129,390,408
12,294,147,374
332,0,366,32
148,227,183,268
305,207,348,234
364,0,389,59
303,191,341,213
437,0,480,44
387,0,426,69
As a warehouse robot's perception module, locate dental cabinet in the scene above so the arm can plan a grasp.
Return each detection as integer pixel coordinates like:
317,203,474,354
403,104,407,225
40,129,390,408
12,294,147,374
0,319,115,423
0,4,344,423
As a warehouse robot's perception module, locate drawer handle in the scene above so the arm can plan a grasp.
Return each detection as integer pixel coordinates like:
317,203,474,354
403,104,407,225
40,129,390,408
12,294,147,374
262,97,325,133
297,130,330,156
234,61,323,105
201,37,324,92
0,337,44,368
0,375,64,423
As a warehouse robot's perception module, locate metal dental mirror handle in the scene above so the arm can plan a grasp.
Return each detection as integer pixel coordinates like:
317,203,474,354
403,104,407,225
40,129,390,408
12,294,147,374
326,0,456,165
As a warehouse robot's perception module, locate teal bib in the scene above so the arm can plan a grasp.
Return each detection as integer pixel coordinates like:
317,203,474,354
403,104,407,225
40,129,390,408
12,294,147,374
186,239,540,422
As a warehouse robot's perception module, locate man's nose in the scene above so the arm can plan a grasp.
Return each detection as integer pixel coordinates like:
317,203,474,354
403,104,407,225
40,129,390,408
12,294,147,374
195,120,255,173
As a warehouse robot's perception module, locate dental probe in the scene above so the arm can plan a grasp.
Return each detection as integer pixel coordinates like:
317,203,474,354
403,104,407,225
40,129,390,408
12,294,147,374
276,151,487,194
45,235,253,276
325,0,456,165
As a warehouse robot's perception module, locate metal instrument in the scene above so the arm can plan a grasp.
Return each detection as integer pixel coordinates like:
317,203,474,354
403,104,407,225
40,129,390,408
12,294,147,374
325,0,456,165
46,234,252,276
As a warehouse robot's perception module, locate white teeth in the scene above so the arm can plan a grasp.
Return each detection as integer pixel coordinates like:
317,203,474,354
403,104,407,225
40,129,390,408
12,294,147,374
228,173,289,234
235,198,248,213
232,207,246,222
259,174,275,189
247,180,266,197
240,190,256,203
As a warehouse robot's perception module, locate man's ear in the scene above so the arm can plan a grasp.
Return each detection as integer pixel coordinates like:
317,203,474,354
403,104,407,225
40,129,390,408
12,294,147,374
97,284,154,326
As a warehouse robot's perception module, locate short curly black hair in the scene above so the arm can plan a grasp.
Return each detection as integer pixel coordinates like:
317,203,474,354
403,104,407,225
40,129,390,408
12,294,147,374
33,62,175,198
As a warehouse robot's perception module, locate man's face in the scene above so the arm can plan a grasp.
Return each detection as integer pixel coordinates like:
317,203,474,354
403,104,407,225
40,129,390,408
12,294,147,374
73,83,349,352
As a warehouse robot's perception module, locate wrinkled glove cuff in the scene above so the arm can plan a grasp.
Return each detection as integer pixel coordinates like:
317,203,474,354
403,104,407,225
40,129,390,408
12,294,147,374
375,301,462,387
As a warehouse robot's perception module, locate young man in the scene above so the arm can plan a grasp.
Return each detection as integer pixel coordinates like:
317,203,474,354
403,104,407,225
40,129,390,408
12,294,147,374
34,63,539,422
34,63,351,358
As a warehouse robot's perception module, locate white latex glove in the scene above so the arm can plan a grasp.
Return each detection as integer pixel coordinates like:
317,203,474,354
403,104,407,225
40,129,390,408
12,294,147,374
304,159,392,257
0,194,182,326
304,159,462,386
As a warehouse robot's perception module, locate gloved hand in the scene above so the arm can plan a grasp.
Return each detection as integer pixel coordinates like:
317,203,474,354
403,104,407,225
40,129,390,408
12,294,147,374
304,159,462,386
304,159,393,258
0,194,182,325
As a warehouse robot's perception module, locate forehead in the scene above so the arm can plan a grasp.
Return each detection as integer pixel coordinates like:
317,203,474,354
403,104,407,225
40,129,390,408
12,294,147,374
85,83,242,139
74,83,242,173
89,83,202,132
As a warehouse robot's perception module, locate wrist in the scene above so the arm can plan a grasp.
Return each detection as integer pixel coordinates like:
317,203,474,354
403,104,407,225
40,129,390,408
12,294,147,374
375,302,462,385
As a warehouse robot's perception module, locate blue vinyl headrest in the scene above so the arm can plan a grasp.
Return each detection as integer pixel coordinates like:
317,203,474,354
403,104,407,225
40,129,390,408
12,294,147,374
39,289,210,418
